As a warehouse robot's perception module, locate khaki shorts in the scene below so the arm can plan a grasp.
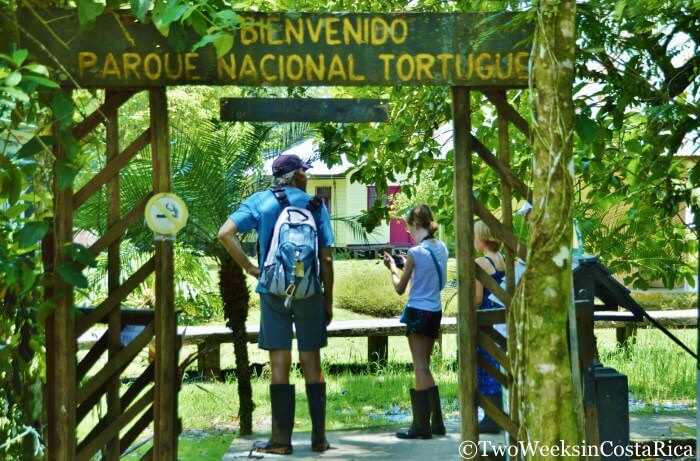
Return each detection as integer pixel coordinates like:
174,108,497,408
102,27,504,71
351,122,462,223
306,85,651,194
258,293,328,351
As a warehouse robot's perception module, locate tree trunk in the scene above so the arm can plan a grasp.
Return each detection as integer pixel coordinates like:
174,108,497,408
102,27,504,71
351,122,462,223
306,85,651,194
219,256,254,435
511,0,581,453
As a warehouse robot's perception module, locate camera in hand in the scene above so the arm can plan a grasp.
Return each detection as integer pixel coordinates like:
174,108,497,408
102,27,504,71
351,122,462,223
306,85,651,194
380,254,405,268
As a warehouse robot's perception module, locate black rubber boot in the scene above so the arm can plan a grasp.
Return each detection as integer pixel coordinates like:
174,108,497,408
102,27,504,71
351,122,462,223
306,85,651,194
428,386,446,435
478,393,502,434
396,389,432,440
306,382,330,452
253,384,295,455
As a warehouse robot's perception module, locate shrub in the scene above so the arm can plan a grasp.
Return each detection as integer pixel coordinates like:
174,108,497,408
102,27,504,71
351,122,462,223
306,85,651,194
334,260,407,317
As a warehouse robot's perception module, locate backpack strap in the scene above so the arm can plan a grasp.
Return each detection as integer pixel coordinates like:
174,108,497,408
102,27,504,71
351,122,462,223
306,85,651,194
422,242,445,290
270,186,291,208
306,195,323,212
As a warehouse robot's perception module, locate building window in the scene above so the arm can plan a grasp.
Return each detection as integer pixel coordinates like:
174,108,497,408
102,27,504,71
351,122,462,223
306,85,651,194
316,186,332,215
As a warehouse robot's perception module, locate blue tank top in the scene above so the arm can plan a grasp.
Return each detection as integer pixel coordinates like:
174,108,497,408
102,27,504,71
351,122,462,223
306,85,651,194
480,255,505,310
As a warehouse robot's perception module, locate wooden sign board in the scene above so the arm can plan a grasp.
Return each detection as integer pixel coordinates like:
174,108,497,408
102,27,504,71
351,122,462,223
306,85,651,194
221,98,389,122
19,9,532,88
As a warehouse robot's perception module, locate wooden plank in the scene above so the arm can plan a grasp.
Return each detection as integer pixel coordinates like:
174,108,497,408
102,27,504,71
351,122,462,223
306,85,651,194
477,393,518,439
77,322,155,406
77,307,156,327
120,404,154,456
477,330,510,372
72,91,136,141
48,88,77,461
77,332,108,382
474,196,528,261
89,194,151,257
105,91,122,461
476,308,506,327
481,325,507,349
221,98,389,122
150,87,179,458
76,258,155,336
484,91,532,139
76,361,154,426
20,9,533,88
73,128,151,209
476,264,512,307
470,134,532,202
77,389,154,461
452,86,478,443
477,355,509,387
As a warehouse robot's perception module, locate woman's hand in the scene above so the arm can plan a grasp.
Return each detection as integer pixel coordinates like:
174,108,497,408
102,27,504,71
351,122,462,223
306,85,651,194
382,252,395,270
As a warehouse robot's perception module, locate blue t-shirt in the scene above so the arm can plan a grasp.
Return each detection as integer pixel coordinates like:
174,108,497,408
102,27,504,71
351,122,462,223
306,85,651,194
229,186,335,294
406,240,449,312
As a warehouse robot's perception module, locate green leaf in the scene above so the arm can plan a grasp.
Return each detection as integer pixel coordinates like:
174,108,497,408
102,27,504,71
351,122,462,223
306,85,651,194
213,34,234,57
57,261,89,288
22,64,49,76
216,10,238,21
613,0,627,20
11,49,28,67
15,221,49,248
575,113,597,144
57,157,80,189
77,0,106,30
4,203,31,219
15,136,53,159
5,72,22,87
21,268,37,295
192,33,218,52
1,86,30,102
51,92,75,128
161,3,189,29
22,75,60,88
130,0,152,22
64,243,97,268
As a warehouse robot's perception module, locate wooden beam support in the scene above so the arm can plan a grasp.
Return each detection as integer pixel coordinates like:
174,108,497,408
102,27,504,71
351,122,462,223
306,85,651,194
72,91,136,141
76,389,154,461
481,325,507,349
477,393,519,439
76,258,155,336
476,308,506,327
477,355,509,387
119,404,155,456
477,330,510,372
73,128,151,209
76,332,108,382
150,87,179,459
367,335,389,364
221,97,389,122
48,88,77,461
452,86,478,444
77,322,155,406
105,90,122,461
476,264,512,307
483,91,532,139
470,134,532,202
88,194,151,258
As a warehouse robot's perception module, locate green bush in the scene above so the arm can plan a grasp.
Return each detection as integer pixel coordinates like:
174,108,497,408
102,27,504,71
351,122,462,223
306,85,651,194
334,260,407,317
631,291,698,311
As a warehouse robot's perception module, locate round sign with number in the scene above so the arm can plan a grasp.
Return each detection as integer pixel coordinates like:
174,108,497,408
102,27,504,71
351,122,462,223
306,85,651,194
144,193,188,235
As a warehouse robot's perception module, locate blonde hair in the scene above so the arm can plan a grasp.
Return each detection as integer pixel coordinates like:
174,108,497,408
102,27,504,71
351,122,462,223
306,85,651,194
407,205,439,236
474,220,501,252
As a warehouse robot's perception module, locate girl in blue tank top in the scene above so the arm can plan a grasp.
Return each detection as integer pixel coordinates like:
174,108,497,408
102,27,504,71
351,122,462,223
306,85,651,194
473,220,506,433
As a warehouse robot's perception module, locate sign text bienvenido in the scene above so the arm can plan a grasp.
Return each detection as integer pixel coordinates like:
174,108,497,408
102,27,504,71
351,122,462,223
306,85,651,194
20,9,533,88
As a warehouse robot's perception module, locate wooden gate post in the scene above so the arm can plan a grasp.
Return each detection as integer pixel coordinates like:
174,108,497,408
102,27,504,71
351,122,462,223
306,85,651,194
149,88,178,458
48,88,77,461
452,86,479,443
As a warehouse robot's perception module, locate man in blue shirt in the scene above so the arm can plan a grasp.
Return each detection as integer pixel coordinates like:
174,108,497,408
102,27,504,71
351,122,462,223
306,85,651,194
218,154,334,455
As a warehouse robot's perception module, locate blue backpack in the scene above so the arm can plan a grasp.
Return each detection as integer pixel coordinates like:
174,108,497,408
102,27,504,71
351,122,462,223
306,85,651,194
259,187,323,307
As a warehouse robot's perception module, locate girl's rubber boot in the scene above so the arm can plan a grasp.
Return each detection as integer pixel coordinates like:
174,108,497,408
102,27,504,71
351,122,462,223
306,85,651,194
396,389,432,440
428,385,446,435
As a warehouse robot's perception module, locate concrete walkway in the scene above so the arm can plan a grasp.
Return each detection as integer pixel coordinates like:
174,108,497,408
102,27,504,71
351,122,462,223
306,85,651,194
223,414,696,460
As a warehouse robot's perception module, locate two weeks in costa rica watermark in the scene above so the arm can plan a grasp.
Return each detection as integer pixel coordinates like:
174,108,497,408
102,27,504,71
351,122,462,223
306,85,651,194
459,439,695,459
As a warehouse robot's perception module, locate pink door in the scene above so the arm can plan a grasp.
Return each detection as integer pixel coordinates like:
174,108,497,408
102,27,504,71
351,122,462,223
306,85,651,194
387,186,413,246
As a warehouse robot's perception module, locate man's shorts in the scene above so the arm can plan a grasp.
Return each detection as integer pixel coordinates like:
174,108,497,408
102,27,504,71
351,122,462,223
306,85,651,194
401,307,442,339
258,293,328,351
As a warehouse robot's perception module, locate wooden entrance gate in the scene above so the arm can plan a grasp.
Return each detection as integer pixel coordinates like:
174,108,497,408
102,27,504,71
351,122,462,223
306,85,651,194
44,88,178,460
20,7,544,459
